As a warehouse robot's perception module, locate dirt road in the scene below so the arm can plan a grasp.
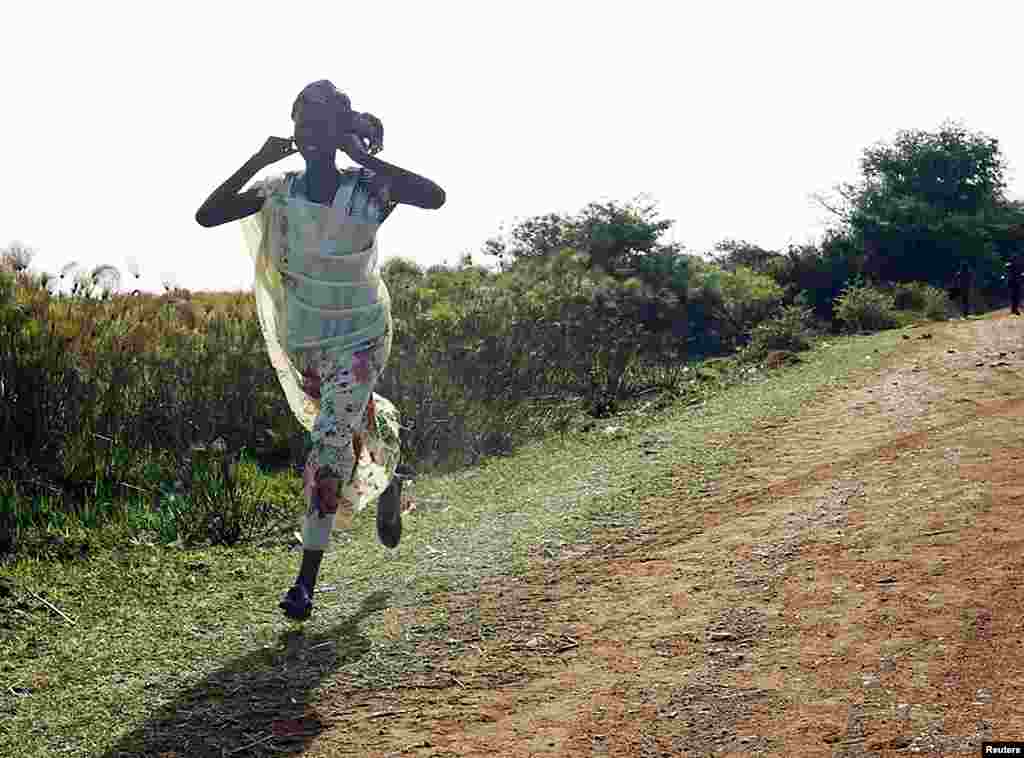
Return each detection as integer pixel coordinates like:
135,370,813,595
305,314,1024,757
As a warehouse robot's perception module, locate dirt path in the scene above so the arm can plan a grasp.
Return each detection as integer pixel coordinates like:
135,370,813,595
305,314,1024,757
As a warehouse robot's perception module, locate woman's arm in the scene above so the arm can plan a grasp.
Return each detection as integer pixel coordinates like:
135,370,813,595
195,156,266,228
338,135,445,210
195,137,296,228
361,154,445,210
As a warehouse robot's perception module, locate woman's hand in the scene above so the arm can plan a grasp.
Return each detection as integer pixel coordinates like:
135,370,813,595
338,132,371,162
253,136,297,168
353,112,384,154
302,367,321,399
339,113,383,160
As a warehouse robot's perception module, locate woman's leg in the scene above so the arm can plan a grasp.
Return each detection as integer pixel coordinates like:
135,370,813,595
290,339,384,594
280,465,339,620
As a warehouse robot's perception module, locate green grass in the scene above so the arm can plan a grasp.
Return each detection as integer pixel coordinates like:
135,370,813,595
0,325,913,757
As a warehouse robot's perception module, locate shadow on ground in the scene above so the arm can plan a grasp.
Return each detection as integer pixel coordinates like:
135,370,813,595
101,590,390,758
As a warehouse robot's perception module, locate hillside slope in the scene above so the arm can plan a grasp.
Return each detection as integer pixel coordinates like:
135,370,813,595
309,313,1024,757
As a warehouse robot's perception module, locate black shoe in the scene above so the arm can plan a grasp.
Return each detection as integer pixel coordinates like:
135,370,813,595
376,476,403,548
279,583,313,621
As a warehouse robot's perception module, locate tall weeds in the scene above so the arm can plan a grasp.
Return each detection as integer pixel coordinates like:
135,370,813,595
0,247,866,554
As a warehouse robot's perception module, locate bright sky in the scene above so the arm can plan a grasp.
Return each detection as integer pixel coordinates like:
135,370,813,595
6,1,1023,294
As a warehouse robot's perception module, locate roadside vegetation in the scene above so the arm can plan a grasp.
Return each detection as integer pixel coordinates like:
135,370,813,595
2,120,1021,561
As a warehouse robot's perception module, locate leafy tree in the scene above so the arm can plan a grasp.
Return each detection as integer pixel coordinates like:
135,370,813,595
816,121,1024,289
631,247,691,354
482,196,691,360
991,198,1024,257
381,256,426,286
710,239,781,274
483,195,678,275
861,123,1006,215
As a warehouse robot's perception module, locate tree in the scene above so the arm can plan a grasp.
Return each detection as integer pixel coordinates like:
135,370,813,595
860,123,1006,216
482,196,694,369
710,239,781,275
381,256,426,290
816,121,1023,288
483,195,679,275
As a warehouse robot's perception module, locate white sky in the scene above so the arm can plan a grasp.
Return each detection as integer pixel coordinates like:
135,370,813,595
5,1,1023,294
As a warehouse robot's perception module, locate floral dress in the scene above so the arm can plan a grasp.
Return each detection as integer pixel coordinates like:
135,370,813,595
241,168,402,550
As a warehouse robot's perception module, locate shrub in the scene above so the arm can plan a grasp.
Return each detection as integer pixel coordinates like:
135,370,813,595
0,272,86,482
686,262,785,352
767,234,862,321
834,282,899,333
920,285,954,320
892,281,929,311
743,304,818,360
158,444,282,547
889,281,952,320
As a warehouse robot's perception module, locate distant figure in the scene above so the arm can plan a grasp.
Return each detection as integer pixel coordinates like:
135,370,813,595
1006,256,1022,316
954,262,973,318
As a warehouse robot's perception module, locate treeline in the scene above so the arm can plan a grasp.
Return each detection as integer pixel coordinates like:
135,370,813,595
1,120,1021,553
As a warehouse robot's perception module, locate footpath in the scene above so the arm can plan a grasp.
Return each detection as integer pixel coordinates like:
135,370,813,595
310,313,1024,757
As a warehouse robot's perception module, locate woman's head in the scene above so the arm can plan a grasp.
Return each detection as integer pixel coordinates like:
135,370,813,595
291,80,353,161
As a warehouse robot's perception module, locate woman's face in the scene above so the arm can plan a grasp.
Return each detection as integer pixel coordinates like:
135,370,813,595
292,98,352,161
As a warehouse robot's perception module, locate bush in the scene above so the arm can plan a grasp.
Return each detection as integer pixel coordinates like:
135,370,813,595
0,271,86,481
890,281,953,320
919,285,954,320
152,444,285,547
767,234,862,321
834,282,899,333
686,262,785,352
891,281,929,311
743,304,818,360
891,283,951,322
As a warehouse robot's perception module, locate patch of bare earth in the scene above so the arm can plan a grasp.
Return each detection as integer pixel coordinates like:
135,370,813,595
302,314,1024,757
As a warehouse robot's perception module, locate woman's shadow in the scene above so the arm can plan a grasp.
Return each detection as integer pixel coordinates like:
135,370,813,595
102,590,390,758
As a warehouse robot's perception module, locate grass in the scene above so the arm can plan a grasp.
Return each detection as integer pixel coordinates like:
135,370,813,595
0,322,913,758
